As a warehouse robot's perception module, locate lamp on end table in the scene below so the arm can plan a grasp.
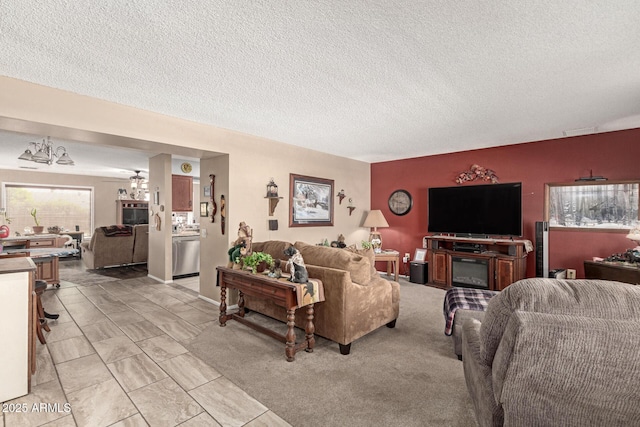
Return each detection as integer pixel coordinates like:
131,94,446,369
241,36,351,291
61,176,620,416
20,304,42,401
363,209,389,253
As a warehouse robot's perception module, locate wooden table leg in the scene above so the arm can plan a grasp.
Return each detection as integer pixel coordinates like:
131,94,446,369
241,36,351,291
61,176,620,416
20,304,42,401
219,285,227,327
305,303,315,353
285,309,296,362
238,290,245,317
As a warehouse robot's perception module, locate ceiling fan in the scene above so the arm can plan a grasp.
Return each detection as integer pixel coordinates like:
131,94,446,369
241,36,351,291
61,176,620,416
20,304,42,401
129,170,146,181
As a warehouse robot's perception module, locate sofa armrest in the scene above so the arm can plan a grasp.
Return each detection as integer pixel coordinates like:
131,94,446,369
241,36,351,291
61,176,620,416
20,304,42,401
493,311,640,426
462,319,503,427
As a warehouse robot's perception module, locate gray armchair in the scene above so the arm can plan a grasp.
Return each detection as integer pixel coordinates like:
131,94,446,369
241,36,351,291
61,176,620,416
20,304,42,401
462,278,640,427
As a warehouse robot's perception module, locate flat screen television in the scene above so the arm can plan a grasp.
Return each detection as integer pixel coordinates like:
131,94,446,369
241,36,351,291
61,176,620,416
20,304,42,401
428,182,522,237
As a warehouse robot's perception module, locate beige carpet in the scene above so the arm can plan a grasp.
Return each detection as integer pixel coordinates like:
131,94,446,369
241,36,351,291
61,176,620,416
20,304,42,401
185,278,478,427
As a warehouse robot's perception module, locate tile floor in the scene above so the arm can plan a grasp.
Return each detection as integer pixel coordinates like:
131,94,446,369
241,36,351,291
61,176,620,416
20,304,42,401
2,268,291,427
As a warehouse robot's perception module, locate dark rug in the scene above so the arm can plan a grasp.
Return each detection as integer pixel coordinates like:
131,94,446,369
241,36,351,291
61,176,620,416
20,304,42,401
59,264,147,286
184,279,477,427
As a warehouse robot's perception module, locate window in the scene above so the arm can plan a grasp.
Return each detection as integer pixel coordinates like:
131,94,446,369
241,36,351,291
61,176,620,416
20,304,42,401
3,183,93,234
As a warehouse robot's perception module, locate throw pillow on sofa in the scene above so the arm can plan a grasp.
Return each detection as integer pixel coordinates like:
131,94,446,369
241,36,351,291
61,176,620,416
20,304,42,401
294,241,372,285
344,245,378,278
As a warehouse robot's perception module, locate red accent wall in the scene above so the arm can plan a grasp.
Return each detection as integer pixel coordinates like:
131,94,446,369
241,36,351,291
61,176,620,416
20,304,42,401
371,128,640,279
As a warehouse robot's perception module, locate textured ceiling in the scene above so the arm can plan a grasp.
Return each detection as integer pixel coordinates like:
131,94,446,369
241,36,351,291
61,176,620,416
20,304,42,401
1,1,640,164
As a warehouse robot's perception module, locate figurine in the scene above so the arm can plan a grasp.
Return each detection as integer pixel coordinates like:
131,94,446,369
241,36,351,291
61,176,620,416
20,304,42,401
268,258,283,279
284,245,309,283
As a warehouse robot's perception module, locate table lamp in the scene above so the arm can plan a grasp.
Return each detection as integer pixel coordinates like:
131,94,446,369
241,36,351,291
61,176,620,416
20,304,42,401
363,209,389,253
626,228,640,251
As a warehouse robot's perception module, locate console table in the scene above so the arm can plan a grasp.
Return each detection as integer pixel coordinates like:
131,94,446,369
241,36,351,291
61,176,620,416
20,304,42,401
423,235,532,291
584,260,639,285
217,266,324,362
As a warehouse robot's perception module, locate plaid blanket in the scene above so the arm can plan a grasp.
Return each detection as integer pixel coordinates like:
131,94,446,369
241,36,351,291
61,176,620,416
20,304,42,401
101,225,133,237
443,287,498,336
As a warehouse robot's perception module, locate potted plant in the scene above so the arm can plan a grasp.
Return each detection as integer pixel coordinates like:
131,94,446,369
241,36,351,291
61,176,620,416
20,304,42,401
31,208,44,234
242,251,275,273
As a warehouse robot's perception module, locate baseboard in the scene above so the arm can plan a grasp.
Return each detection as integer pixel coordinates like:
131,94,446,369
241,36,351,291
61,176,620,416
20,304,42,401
147,273,172,284
198,294,237,310
198,294,219,306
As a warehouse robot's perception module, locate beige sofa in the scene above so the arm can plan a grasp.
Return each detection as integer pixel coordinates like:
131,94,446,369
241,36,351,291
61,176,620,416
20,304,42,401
246,240,400,355
462,278,640,426
81,225,148,269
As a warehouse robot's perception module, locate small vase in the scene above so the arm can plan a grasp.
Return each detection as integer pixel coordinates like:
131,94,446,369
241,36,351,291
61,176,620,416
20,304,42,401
0,225,9,238
33,226,44,234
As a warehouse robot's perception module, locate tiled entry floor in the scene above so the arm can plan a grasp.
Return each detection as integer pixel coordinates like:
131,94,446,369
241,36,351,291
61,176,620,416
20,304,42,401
2,274,290,427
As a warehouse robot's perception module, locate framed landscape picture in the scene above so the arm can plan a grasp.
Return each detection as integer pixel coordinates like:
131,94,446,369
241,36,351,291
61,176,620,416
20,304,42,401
289,174,334,227
544,180,640,231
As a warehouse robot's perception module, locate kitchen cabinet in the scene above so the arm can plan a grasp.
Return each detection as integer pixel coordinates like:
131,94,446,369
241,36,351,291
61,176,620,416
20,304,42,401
172,175,193,212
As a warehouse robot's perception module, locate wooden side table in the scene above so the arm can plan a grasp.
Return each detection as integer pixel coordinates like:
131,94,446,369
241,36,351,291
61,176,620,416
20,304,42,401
375,250,399,281
584,260,640,285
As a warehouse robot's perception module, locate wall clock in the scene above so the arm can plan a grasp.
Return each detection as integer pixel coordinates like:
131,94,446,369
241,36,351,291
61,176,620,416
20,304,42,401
180,162,192,173
388,189,413,216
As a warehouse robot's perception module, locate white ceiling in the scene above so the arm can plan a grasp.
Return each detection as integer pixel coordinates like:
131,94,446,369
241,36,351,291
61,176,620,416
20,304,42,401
1,1,640,168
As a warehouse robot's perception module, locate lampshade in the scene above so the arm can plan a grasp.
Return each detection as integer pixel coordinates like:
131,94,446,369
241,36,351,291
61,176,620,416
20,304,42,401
18,149,33,161
362,210,389,230
56,151,75,165
363,210,389,253
626,228,640,248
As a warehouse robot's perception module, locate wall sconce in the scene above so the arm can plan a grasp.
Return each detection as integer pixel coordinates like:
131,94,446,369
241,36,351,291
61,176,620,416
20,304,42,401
348,198,356,216
337,189,346,204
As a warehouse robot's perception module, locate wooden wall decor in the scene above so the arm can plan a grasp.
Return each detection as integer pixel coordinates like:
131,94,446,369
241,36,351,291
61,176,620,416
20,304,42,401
209,174,217,223
220,195,226,235
455,164,499,184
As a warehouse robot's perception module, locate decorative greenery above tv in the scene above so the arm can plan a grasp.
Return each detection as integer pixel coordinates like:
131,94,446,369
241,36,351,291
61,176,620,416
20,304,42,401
428,183,523,237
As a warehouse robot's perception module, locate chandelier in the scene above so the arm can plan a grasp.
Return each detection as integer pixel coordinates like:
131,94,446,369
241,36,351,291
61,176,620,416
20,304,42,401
18,136,74,165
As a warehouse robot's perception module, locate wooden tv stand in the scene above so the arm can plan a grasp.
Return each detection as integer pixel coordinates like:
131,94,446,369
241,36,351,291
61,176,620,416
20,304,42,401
423,235,531,291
